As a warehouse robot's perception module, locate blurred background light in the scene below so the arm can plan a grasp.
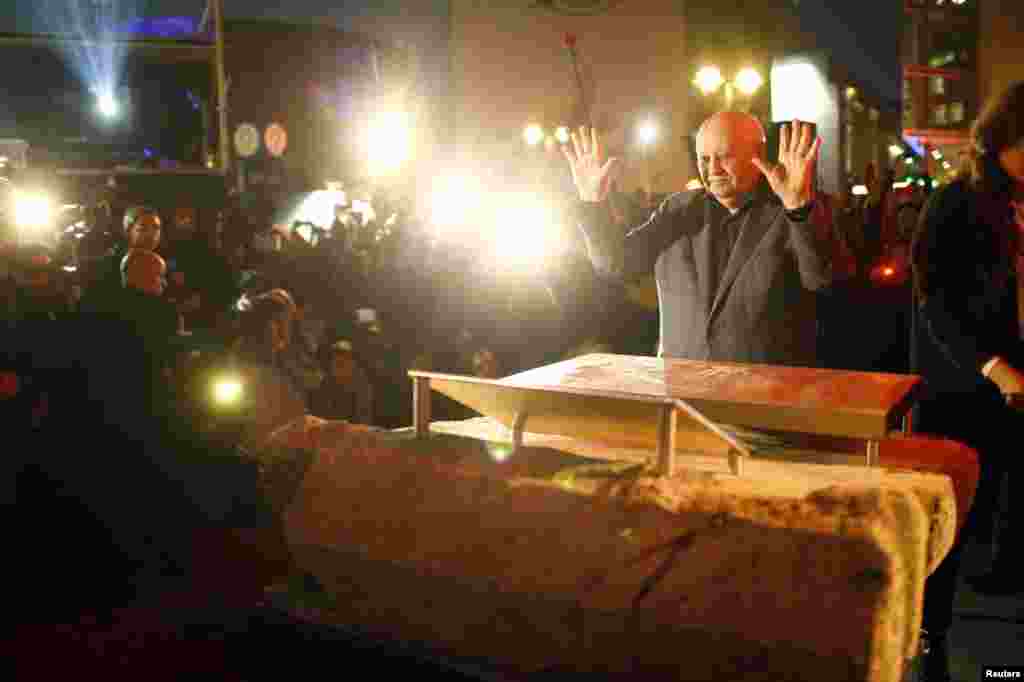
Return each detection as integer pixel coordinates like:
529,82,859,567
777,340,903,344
14,192,55,230
734,67,763,95
694,66,724,95
637,120,658,146
367,110,412,177
523,124,544,146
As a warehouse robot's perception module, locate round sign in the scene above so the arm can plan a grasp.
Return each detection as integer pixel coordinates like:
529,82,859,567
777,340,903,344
234,123,260,158
265,123,288,158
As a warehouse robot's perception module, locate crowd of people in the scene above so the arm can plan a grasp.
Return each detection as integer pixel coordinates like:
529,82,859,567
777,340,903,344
6,76,1021,681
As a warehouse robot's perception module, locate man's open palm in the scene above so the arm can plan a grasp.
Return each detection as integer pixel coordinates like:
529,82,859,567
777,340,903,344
562,126,619,202
752,119,821,210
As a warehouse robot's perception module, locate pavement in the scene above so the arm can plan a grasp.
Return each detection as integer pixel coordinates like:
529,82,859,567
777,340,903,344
946,537,1023,682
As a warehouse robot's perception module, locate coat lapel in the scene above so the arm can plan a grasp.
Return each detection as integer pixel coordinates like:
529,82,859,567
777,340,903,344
707,199,782,327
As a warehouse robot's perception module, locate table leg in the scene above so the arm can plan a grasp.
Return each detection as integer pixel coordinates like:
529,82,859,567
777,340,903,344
413,377,431,438
511,411,528,457
866,439,880,468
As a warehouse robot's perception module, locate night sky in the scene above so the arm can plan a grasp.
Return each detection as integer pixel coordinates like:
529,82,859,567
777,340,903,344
0,0,901,111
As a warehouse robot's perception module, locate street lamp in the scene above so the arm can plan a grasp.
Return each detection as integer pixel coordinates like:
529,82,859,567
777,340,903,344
734,68,764,96
695,66,763,110
694,66,724,95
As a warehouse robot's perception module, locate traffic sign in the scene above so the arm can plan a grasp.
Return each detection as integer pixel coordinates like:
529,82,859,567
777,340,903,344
234,123,260,158
265,123,288,157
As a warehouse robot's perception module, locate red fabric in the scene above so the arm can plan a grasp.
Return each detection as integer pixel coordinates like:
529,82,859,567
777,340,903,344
15,611,239,681
0,371,17,399
878,435,979,538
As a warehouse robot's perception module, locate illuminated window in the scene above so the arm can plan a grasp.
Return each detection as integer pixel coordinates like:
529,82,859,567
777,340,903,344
932,104,948,125
930,76,946,95
950,101,965,122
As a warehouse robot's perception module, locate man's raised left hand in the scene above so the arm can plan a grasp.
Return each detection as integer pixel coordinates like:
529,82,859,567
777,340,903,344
752,119,822,211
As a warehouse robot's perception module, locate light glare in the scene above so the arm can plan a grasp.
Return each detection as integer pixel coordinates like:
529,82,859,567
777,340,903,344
554,126,570,144
14,192,54,229
523,124,544,146
212,377,244,406
367,111,411,177
430,174,484,235
493,195,557,264
637,121,657,146
97,93,117,118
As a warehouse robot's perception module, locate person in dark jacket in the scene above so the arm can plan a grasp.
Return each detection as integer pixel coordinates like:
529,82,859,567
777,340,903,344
910,80,1024,681
310,339,374,424
80,205,162,314
565,113,832,366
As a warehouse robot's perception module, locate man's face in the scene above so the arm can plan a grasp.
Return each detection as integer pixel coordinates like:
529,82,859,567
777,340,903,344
696,119,763,209
128,214,162,251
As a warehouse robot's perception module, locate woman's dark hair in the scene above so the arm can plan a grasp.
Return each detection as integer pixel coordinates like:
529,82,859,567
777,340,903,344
967,80,1024,196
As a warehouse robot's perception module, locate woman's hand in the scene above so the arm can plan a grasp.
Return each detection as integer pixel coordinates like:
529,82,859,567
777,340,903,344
987,359,1024,396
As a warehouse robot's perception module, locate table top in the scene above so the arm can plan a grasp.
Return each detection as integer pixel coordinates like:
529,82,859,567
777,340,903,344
503,354,923,440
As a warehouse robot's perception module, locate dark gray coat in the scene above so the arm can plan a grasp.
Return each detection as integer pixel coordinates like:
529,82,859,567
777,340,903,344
578,185,832,366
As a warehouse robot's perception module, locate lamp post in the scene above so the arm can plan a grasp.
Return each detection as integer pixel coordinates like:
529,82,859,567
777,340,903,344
694,66,763,113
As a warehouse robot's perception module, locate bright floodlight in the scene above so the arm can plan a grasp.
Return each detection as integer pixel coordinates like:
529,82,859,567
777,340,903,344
14,192,54,229
97,92,118,118
212,377,244,406
694,66,724,95
851,185,869,196
367,111,412,177
430,174,484,235
493,194,556,264
523,124,544,146
734,68,763,96
637,121,657,146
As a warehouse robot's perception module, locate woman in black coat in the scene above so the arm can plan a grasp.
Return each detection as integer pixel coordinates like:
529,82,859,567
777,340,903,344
910,81,1024,680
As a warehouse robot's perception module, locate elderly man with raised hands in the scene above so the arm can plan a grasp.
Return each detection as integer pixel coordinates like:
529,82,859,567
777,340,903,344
565,113,832,367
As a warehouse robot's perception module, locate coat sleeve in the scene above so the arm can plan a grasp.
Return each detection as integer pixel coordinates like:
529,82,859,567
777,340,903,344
577,192,697,282
785,197,834,291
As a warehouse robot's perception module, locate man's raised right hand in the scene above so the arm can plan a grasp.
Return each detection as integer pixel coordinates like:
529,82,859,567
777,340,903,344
562,126,619,203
